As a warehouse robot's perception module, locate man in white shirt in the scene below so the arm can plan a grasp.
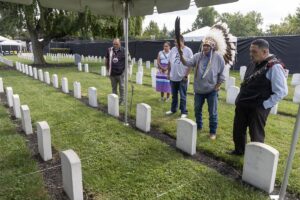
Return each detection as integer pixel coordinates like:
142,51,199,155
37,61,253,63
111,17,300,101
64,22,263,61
166,35,193,118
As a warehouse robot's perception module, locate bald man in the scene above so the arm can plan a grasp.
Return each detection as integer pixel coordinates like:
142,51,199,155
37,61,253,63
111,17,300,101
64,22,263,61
105,38,126,105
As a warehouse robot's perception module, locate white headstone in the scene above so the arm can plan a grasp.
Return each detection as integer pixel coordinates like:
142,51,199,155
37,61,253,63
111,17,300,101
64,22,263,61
38,69,44,82
225,76,236,90
176,118,197,155
293,85,300,103
223,64,230,80
284,69,289,79
44,71,50,85
138,58,143,67
0,78,3,93
129,64,133,76
29,66,33,77
151,68,157,77
84,64,89,72
33,68,38,79
291,73,300,86
242,142,279,193
136,103,151,132
61,149,83,200
88,87,98,107
77,63,82,71
154,59,158,68
21,105,33,135
101,66,107,76
146,61,151,69
25,65,29,75
62,77,69,94
240,66,247,81
107,94,119,117
226,86,240,104
73,82,81,99
136,72,143,85
6,87,13,107
36,121,52,161
270,104,278,115
151,76,156,88
12,94,21,119
52,74,59,88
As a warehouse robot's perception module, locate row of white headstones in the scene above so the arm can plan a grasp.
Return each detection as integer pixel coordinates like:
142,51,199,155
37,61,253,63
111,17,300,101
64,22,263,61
4,59,284,196
3,62,84,200
74,60,282,194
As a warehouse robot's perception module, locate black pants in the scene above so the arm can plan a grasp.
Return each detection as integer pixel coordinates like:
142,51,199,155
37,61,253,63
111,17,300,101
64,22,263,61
233,104,271,154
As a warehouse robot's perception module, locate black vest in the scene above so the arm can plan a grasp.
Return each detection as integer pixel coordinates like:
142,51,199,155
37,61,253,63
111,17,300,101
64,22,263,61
236,56,280,107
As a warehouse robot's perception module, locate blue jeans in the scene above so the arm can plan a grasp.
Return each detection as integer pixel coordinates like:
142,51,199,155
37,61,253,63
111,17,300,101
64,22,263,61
170,80,188,114
194,90,218,134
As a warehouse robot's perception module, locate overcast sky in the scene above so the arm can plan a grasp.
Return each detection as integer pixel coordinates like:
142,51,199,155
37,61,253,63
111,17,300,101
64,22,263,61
143,0,300,32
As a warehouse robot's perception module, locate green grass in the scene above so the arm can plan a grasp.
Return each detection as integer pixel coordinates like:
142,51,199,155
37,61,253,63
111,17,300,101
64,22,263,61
15,56,300,195
0,90,49,199
0,61,271,199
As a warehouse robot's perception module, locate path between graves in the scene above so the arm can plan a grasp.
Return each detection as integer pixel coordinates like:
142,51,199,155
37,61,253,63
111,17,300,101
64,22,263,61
3,66,299,199
0,93,94,200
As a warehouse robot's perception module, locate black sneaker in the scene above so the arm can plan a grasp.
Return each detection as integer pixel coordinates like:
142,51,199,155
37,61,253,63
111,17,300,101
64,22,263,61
227,150,244,156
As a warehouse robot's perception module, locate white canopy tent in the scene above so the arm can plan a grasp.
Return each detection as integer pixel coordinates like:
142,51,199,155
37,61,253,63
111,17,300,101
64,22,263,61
183,26,237,42
0,35,10,42
0,39,22,54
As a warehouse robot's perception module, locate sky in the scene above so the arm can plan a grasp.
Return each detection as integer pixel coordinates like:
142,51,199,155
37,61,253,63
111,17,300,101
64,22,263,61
143,0,300,32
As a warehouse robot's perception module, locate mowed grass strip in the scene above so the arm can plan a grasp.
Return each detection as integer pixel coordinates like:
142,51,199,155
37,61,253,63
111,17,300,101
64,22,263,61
0,67,269,199
0,96,49,199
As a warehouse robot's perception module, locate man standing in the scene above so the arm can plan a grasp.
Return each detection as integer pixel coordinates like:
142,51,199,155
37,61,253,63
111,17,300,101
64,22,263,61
230,39,288,155
166,35,193,118
105,38,126,105
180,38,225,140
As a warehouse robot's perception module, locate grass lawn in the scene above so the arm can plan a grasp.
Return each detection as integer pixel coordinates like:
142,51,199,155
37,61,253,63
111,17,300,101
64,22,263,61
0,78,49,199
12,55,298,195
0,58,272,199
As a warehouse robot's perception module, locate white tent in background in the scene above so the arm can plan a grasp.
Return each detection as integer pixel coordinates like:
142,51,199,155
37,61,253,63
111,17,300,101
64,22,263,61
183,26,211,41
0,36,10,42
183,26,237,42
0,39,22,53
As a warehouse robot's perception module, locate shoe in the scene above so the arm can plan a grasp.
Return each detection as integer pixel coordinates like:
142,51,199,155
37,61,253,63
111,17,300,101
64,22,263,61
210,134,216,140
165,111,175,115
159,97,164,102
181,114,188,118
227,150,244,156
165,97,170,102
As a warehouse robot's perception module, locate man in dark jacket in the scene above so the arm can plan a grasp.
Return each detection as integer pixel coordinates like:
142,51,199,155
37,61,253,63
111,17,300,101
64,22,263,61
229,39,288,155
105,38,126,105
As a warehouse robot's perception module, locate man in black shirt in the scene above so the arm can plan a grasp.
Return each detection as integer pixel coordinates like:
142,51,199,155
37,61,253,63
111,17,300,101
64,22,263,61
105,38,126,105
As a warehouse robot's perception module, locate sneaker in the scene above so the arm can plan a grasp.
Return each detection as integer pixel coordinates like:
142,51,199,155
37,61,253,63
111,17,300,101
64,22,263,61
165,97,170,102
159,97,164,102
210,134,216,140
181,114,188,118
165,111,175,115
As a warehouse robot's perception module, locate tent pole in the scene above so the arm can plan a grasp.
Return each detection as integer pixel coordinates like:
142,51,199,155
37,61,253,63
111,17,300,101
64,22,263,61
278,104,300,199
123,1,129,126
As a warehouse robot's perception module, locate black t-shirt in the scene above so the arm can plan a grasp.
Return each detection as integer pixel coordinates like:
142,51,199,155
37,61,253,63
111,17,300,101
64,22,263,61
106,47,125,76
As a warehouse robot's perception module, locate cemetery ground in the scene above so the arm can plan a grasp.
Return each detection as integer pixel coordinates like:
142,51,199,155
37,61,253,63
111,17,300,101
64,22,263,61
0,55,299,199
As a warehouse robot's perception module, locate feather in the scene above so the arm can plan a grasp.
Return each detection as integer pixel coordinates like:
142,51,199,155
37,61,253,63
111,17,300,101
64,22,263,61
175,17,182,54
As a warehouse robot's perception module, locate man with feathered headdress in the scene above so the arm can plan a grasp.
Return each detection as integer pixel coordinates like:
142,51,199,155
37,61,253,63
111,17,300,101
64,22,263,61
180,23,236,140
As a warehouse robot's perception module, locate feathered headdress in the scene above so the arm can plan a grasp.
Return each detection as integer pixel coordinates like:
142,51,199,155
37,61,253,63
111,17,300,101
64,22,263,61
202,22,236,65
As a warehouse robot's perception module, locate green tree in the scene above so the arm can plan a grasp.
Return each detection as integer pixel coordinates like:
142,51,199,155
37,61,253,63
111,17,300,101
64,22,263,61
143,20,160,38
267,6,300,35
218,11,263,37
192,7,218,30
